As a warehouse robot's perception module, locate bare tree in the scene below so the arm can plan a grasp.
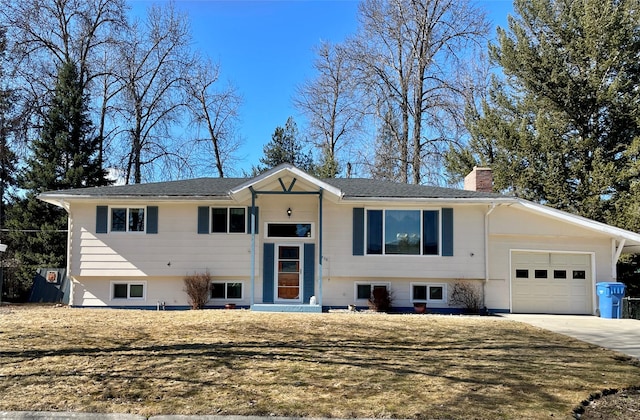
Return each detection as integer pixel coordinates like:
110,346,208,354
0,0,127,145
184,57,242,178
113,1,195,184
350,0,489,184
294,41,362,178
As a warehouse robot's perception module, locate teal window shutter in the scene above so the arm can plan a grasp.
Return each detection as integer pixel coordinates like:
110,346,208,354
352,208,364,255
147,206,158,234
263,243,274,303
442,208,454,256
96,206,108,234
197,206,209,234
247,206,259,234
303,243,315,303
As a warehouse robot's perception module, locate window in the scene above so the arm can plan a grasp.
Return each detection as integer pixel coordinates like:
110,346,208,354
554,270,567,279
111,207,145,232
534,270,548,279
355,283,389,301
366,209,439,255
386,210,420,255
211,282,243,300
267,223,312,238
412,283,447,303
229,208,246,233
211,208,246,233
515,269,529,278
573,270,586,280
211,208,227,233
111,282,145,300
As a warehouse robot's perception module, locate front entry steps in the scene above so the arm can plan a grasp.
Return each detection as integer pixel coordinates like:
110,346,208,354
251,304,322,313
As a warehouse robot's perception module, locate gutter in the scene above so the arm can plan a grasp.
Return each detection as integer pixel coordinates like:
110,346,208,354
340,196,515,204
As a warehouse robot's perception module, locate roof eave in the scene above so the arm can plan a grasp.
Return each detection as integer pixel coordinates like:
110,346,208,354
340,196,516,203
38,193,233,205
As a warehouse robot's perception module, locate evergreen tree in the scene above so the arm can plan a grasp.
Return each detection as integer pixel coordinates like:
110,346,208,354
0,28,17,234
257,117,315,173
370,109,403,182
6,60,109,300
446,0,640,225
315,145,340,179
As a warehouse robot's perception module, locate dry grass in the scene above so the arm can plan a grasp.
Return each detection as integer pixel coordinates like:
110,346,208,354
0,306,639,418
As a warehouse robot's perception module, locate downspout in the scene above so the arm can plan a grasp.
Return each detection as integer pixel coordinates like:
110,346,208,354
318,189,323,308
484,203,497,309
250,188,256,307
63,200,73,307
611,238,625,281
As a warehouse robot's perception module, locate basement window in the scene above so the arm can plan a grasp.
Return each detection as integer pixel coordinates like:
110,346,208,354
111,282,146,300
210,282,243,300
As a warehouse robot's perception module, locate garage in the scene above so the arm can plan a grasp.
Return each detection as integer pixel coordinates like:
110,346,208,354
511,251,593,314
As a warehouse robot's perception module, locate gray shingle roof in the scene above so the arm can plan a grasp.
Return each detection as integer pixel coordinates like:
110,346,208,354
44,178,245,197
43,177,503,199
323,178,502,199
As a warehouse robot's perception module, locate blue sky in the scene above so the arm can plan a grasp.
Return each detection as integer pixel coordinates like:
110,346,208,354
130,0,514,176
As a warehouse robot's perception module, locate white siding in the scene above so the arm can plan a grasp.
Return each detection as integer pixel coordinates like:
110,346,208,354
322,203,486,280
70,202,256,277
66,196,619,312
486,205,613,313
72,276,251,307
321,276,482,310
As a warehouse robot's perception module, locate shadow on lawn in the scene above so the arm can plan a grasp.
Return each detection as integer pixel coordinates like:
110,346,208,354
0,332,608,407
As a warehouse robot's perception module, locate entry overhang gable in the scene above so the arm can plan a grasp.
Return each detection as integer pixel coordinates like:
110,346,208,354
229,163,343,201
515,199,640,252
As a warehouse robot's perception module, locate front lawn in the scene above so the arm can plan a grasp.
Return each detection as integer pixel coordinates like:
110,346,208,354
0,306,638,418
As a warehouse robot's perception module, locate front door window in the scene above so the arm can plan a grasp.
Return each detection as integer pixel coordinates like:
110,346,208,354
277,245,301,301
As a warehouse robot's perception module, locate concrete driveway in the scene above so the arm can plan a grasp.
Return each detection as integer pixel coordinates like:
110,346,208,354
500,314,640,359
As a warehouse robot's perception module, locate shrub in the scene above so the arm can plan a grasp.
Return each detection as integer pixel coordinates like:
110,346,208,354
368,287,393,312
183,272,211,309
450,281,483,314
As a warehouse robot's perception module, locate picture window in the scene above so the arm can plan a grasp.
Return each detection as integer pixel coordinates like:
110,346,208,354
366,209,440,256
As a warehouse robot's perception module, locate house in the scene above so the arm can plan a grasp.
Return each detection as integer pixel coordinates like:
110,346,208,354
38,164,640,314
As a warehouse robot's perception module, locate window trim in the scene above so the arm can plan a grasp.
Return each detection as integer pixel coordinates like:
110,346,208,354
109,206,147,233
210,281,244,301
365,208,441,256
354,282,391,302
209,207,247,234
110,281,147,301
411,282,447,304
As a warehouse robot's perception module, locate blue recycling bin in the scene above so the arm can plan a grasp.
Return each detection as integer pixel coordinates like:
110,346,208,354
596,282,626,319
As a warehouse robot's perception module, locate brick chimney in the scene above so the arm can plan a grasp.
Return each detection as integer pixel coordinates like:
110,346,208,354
464,167,493,192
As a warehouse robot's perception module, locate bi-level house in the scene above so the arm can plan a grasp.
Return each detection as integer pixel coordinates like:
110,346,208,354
38,164,640,314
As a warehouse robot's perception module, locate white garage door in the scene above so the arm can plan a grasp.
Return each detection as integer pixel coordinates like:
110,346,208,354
511,252,592,314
